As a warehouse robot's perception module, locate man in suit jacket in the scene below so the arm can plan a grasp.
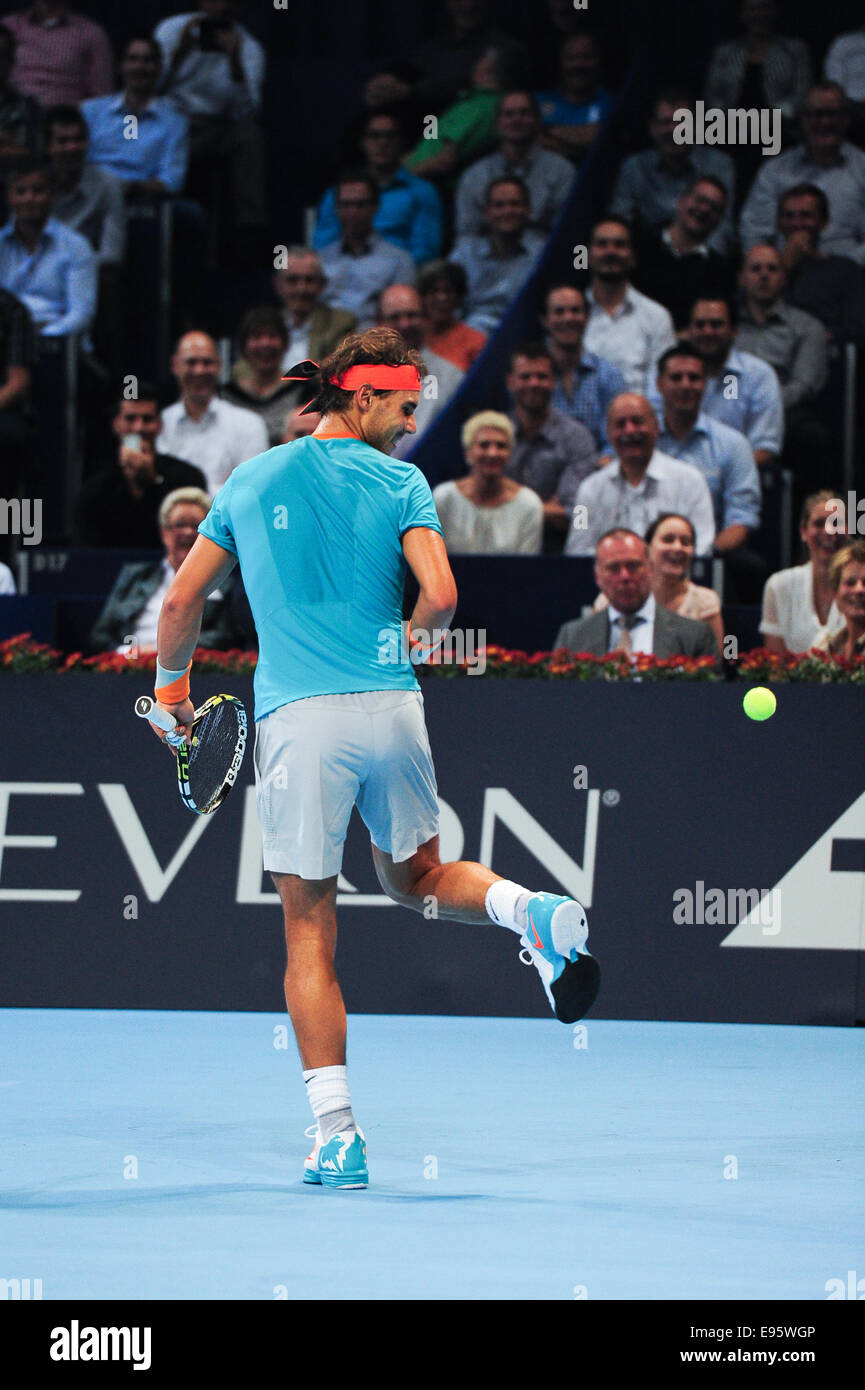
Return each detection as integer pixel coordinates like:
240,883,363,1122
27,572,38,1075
555,527,717,657
90,486,241,653
273,247,356,373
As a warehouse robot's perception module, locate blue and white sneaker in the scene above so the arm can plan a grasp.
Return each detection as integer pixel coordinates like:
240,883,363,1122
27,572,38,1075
519,892,600,1023
303,1124,368,1189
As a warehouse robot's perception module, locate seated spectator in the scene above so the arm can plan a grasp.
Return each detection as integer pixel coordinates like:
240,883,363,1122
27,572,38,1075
450,175,545,335
417,259,486,370
222,306,298,447
703,0,811,158
376,284,463,457
736,244,827,409
735,243,831,509
45,105,124,268
81,34,190,200
582,216,676,393
632,176,737,330
0,155,97,337
681,295,783,467
739,81,865,266
89,486,241,654
564,392,715,556
281,404,320,443
273,247,356,372
592,512,724,655
0,23,42,180
609,89,736,255
0,283,35,562
403,40,526,185
158,330,269,492
0,559,15,591
4,2,113,108
75,385,206,548
535,31,613,163
759,489,845,653
313,109,442,265
654,343,761,558
539,281,626,450
154,0,267,262
455,89,574,238
504,340,597,548
433,410,542,554
824,22,865,133
363,0,516,121
555,526,717,656
776,183,865,344
811,540,865,660
318,171,415,329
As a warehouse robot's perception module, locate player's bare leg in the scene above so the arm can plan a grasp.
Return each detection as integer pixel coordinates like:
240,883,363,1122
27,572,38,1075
271,871,345,1068
372,835,599,1023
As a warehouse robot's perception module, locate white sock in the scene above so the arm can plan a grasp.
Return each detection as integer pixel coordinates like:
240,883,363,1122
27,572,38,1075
485,879,532,936
302,1065,356,1143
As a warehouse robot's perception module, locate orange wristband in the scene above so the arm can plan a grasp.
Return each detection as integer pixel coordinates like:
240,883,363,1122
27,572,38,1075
154,664,191,704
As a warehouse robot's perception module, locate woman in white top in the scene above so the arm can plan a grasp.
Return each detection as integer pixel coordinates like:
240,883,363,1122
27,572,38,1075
811,541,865,660
760,490,845,653
594,512,724,654
432,411,543,555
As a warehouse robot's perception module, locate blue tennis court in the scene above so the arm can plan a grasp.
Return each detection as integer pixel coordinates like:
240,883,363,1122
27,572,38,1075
2,1009,861,1301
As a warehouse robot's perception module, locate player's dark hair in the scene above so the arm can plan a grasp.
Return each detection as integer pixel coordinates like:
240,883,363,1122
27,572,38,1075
656,341,708,376
644,512,696,546
313,328,426,416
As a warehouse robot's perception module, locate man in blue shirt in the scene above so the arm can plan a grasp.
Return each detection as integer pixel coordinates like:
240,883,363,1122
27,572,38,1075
654,343,761,557
535,32,613,163
146,327,599,1188
0,155,97,337
540,281,627,449
81,34,189,199
312,109,441,265
450,174,546,334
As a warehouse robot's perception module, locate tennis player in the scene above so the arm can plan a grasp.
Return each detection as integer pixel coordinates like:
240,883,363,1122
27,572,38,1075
148,327,599,1189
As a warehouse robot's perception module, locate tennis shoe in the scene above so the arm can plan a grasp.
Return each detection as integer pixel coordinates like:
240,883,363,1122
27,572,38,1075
303,1124,368,1189
519,891,600,1023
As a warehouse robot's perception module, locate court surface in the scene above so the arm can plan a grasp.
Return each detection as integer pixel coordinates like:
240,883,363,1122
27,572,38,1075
2,1009,862,1300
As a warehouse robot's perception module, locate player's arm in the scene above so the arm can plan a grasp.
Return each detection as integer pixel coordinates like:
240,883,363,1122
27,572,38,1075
402,526,457,654
151,537,237,736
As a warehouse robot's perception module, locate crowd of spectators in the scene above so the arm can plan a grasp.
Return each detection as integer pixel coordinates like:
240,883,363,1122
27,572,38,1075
1,0,864,661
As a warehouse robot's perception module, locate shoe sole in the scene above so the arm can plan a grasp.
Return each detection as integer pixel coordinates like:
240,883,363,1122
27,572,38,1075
550,952,601,1023
303,1169,368,1189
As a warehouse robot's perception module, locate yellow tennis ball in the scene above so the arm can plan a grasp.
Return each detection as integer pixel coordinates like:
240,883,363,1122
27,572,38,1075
743,686,776,721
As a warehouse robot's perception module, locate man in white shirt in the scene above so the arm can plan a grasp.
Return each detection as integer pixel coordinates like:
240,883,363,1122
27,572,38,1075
564,391,715,556
583,215,676,393
159,329,269,491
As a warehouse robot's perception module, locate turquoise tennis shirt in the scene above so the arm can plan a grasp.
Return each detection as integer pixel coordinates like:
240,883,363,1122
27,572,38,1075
198,435,443,720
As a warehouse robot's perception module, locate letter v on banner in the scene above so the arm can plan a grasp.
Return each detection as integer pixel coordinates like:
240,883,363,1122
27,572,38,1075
98,784,212,901
478,788,599,905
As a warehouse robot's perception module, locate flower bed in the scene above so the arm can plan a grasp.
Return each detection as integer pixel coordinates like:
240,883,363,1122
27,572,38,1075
3,634,865,681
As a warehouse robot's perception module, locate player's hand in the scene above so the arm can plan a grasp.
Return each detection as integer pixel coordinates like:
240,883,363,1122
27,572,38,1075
149,697,194,753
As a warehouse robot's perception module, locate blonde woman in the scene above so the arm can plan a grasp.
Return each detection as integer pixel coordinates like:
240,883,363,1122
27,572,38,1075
594,512,724,654
760,489,845,653
812,541,865,659
433,411,543,554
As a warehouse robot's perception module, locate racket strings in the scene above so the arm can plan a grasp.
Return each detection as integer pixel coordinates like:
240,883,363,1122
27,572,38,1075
188,703,244,809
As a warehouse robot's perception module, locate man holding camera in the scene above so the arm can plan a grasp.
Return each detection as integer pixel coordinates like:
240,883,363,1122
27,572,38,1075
153,0,266,264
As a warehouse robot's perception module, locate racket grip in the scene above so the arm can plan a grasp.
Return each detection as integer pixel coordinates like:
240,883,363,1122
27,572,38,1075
135,695,186,747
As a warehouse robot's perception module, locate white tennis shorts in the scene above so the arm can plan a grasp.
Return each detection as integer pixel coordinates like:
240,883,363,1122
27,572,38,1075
253,689,440,878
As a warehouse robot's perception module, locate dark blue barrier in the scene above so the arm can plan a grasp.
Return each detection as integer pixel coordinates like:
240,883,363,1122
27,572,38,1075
0,675,862,1024
20,548,160,598
0,596,55,643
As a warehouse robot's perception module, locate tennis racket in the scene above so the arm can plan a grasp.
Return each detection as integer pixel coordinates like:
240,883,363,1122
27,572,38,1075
135,693,248,814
